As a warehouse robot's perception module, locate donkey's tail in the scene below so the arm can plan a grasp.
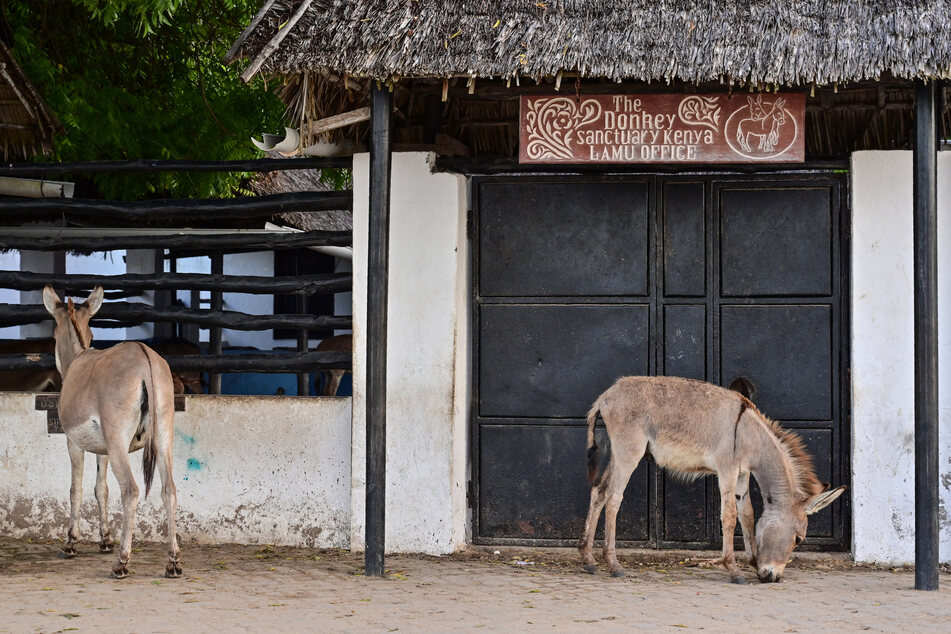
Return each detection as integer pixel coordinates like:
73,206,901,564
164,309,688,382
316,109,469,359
136,343,158,498
586,403,600,485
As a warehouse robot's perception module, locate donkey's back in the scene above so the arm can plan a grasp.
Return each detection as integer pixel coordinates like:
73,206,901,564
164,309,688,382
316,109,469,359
588,376,747,475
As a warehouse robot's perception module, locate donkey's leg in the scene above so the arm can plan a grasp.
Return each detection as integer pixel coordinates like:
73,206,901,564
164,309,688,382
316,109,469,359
602,450,642,578
59,438,85,558
735,472,756,567
94,454,114,553
714,470,745,584
156,437,182,578
579,466,610,573
108,451,139,580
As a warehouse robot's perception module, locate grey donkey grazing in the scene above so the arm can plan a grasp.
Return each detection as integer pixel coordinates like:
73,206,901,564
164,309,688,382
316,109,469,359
43,285,182,579
580,376,845,584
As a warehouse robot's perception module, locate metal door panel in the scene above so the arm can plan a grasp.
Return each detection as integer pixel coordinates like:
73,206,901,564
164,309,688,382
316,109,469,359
663,304,706,380
479,303,649,418
479,424,650,541
720,305,832,421
663,182,706,297
720,187,832,297
479,181,649,297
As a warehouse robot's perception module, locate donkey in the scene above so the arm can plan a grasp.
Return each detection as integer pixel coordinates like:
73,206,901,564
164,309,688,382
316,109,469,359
579,376,844,584
315,334,352,396
43,285,182,579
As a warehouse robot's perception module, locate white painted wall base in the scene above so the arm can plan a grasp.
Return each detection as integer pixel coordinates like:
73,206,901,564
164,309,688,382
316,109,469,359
351,152,470,554
0,394,351,548
851,151,951,564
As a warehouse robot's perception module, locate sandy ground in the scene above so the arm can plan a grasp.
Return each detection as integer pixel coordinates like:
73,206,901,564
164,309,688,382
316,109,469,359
1,539,950,632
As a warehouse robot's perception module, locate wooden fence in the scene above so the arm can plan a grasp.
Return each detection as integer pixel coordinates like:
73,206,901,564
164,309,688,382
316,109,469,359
0,157,353,395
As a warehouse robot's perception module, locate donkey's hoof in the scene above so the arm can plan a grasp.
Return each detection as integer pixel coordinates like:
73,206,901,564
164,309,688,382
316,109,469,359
610,568,626,578
582,564,599,574
730,575,747,585
99,540,115,554
58,547,77,559
165,562,183,578
111,564,129,579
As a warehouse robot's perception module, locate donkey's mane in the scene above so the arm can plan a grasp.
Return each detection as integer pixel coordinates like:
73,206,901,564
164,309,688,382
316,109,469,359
741,396,825,500
66,298,92,351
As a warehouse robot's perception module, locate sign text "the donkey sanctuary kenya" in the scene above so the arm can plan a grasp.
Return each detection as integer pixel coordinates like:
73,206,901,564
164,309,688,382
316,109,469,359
519,93,805,164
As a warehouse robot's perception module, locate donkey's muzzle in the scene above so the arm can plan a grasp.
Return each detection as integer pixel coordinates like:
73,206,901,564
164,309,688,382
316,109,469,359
757,569,781,583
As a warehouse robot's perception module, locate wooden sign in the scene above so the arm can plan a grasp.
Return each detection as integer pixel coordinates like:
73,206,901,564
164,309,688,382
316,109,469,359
519,93,805,164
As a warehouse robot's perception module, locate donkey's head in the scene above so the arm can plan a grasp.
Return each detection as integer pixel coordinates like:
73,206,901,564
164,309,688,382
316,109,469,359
754,484,846,582
42,285,104,374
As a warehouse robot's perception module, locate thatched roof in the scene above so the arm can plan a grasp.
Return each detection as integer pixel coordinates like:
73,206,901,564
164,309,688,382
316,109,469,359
251,153,352,231
227,1,951,87
0,39,63,160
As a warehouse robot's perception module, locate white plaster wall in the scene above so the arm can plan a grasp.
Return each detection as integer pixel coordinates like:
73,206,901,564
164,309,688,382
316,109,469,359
0,394,351,548
851,151,951,563
351,152,470,554
223,251,276,350
19,251,55,339
0,251,19,339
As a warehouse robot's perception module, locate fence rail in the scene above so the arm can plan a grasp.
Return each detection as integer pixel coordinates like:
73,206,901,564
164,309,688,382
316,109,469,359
0,351,351,374
0,229,350,253
0,270,351,295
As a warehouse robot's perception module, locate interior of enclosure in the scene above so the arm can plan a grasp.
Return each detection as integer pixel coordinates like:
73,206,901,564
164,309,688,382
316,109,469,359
0,159,354,397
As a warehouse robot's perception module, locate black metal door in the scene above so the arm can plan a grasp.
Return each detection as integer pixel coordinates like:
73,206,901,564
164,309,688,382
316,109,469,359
472,173,849,550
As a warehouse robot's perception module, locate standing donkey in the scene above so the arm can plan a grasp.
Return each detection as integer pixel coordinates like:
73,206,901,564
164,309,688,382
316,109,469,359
43,285,182,579
579,376,844,584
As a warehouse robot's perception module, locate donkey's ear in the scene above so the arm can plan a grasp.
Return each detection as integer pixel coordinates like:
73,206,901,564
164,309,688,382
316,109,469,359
84,286,104,317
747,96,756,106
805,485,846,515
42,285,62,316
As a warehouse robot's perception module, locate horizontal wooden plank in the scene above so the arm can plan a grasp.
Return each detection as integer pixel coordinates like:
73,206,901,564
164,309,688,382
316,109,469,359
0,304,352,331
0,229,351,252
0,157,352,176
0,191,352,221
0,271,351,295
3,350,351,373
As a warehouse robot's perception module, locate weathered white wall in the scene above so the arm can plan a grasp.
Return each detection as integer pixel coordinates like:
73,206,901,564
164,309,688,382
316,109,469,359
0,394,351,548
0,251,19,339
351,152,470,554
851,151,951,564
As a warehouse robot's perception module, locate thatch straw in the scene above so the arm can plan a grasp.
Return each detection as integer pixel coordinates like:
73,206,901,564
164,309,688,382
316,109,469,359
227,1,951,87
0,40,63,160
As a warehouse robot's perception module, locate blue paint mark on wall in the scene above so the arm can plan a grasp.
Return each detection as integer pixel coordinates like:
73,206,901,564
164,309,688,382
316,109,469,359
177,430,196,445
187,458,204,471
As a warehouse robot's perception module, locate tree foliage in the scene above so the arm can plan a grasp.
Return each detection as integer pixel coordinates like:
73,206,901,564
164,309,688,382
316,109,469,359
2,0,287,199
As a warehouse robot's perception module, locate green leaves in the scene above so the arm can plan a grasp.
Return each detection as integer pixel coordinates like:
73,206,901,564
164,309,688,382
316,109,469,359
6,0,286,199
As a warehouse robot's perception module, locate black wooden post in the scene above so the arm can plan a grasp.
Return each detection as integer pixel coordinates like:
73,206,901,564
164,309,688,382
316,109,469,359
913,80,939,591
365,84,392,578
297,293,310,396
209,252,224,395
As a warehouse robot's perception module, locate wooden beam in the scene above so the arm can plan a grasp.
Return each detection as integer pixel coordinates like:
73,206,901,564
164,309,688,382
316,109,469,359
13,350,351,374
0,303,351,331
0,230,351,253
305,107,371,136
0,270,351,295
913,79,939,592
365,84,392,578
0,157,351,177
0,191,352,222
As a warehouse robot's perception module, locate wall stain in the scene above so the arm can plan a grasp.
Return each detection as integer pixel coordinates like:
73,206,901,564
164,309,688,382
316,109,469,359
186,458,204,471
